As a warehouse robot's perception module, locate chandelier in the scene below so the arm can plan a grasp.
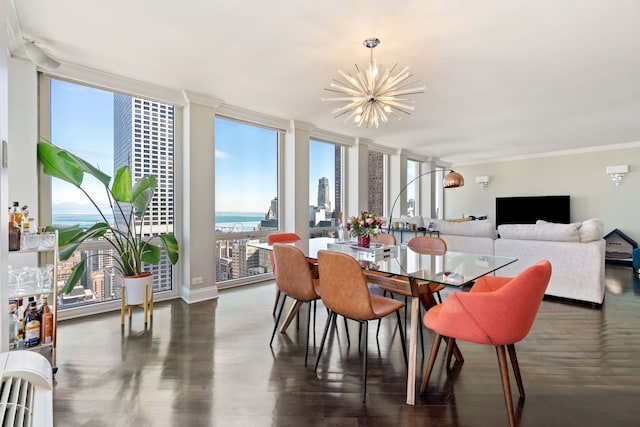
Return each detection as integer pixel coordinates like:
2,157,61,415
322,38,426,128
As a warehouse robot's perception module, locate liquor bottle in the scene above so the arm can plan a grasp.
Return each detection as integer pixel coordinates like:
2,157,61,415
24,300,41,348
8,303,19,350
8,208,21,251
11,202,23,228
17,297,28,342
41,302,54,345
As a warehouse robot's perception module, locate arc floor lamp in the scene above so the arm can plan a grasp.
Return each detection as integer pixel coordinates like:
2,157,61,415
387,170,464,233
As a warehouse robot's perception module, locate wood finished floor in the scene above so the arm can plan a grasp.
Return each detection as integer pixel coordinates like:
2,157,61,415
52,265,640,426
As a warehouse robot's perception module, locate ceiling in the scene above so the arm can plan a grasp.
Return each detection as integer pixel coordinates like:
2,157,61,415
9,0,640,164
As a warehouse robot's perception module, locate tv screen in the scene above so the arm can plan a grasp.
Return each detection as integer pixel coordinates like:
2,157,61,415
496,196,570,227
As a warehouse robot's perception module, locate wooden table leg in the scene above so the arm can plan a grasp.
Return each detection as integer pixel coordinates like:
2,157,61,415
280,300,303,333
406,295,419,405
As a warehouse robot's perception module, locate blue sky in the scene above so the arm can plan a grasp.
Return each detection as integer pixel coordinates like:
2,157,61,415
50,79,335,215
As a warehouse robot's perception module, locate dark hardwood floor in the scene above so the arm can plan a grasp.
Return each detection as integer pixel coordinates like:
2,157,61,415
52,265,640,426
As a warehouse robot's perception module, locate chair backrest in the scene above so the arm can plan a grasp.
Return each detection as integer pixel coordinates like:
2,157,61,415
317,250,377,321
273,244,318,301
434,260,552,345
374,233,396,246
267,232,301,273
407,236,447,255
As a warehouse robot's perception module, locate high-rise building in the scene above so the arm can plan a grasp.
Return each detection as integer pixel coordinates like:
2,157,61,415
113,94,175,292
368,151,384,216
317,177,331,212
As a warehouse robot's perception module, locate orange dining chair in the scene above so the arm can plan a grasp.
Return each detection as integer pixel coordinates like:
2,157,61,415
267,232,302,315
373,232,396,246
378,235,448,344
270,244,321,366
420,260,552,427
406,235,448,303
314,250,407,403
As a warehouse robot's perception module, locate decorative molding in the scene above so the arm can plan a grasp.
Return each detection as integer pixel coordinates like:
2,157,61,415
453,140,640,167
217,104,290,131
41,61,185,105
310,127,355,146
182,90,224,109
290,119,315,132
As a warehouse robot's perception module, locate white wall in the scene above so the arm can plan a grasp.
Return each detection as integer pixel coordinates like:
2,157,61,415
446,145,640,243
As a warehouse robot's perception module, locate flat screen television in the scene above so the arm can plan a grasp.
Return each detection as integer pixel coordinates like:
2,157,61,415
495,195,570,226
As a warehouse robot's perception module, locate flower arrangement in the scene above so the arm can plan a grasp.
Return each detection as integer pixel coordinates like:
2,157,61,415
346,211,383,238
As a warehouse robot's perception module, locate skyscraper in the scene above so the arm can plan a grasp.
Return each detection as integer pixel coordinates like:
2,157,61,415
113,94,175,292
317,177,331,212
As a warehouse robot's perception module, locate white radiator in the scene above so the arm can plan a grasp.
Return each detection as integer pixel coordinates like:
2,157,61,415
0,351,53,427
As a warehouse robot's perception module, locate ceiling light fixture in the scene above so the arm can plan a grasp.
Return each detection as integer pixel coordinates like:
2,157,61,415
321,38,425,128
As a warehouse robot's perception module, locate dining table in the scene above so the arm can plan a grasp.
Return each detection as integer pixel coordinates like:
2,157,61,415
250,236,517,405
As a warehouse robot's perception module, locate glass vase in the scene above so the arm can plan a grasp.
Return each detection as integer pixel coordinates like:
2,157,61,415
357,235,370,248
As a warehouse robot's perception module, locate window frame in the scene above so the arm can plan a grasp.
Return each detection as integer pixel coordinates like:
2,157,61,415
38,74,182,320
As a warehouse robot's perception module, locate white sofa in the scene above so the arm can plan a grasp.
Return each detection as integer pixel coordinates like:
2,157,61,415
388,216,606,305
494,220,606,305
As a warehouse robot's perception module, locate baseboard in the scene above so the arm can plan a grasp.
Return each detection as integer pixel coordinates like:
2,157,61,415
181,285,219,304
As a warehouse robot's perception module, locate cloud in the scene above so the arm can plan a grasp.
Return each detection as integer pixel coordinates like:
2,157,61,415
215,149,231,159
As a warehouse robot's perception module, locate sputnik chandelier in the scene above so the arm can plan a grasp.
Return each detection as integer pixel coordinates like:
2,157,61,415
322,38,426,128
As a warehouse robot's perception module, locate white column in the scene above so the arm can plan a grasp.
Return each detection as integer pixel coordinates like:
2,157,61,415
180,92,222,303
283,120,313,238
346,138,371,217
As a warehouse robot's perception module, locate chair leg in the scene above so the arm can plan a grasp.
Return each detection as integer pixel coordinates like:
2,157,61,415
445,337,456,369
312,300,317,347
272,289,281,316
361,321,368,403
395,310,408,367
344,317,350,346
315,311,336,372
376,291,389,339
507,344,525,397
420,333,443,394
270,295,287,346
496,345,516,427
304,301,312,367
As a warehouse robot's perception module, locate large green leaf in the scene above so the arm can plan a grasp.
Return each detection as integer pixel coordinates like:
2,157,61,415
37,143,84,187
38,142,112,188
131,175,157,217
63,261,85,294
45,224,84,246
57,149,111,187
49,223,111,261
112,165,132,202
140,241,161,264
159,234,179,264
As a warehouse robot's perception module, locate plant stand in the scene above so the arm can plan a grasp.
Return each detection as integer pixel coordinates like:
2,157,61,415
121,283,154,326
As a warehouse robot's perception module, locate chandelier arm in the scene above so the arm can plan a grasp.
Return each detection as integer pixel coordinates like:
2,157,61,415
337,69,368,93
327,83,366,97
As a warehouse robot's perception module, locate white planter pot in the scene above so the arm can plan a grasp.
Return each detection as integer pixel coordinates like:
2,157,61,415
123,273,153,305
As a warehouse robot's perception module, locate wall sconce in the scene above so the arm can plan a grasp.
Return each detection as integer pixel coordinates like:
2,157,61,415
606,165,628,186
475,176,490,190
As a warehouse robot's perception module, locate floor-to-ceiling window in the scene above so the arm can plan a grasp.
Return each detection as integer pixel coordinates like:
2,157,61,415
309,140,343,236
214,117,279,285
406,159,420,217
40,76,176,309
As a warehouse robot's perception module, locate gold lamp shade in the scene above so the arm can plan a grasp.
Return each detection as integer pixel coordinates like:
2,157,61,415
443,171,464,188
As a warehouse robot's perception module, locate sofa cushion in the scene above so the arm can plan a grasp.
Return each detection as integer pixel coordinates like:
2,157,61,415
433,219,496,238
499,222,580,242
577,218,604,242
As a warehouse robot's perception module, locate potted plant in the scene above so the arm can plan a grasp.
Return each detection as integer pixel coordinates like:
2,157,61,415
37,142,179,304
